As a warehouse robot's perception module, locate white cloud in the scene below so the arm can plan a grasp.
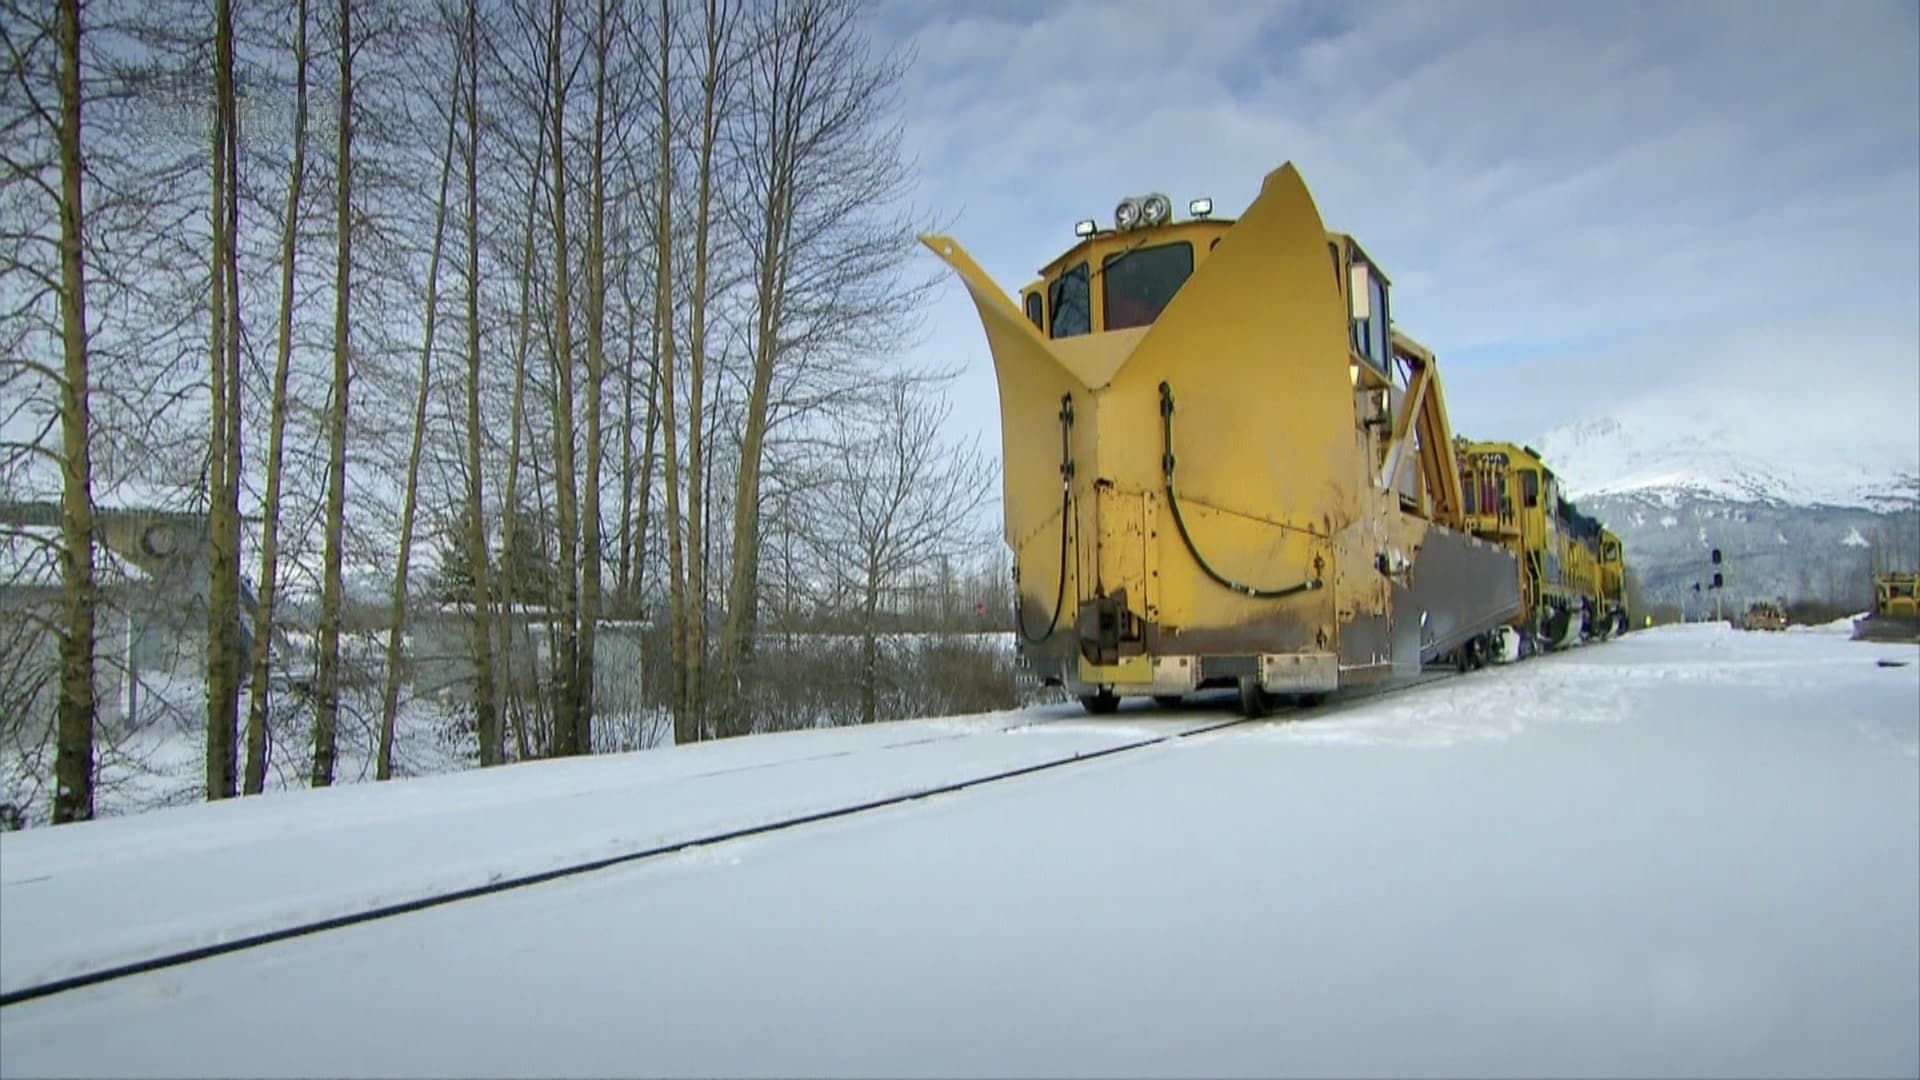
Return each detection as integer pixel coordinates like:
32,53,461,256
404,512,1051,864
875,0,1919,481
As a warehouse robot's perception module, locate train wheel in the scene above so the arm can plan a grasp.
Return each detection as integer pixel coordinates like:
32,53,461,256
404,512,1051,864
1237,677,1271,719
1079,690,1120,715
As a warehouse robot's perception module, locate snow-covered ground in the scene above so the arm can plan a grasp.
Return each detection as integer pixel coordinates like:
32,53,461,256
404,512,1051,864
1,624,1915,1079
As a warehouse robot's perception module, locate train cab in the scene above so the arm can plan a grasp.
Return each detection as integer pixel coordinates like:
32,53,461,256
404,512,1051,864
1016,195,1231,342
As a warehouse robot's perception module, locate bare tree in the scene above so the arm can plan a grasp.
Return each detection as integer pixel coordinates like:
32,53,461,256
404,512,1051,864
715,0,934,734
375,50,462,780
51,0,98,823
4,0,219,822
575,0,617,756
680,0,737,734
312,0,355,788
242,0,312,795
819,375,992,725
461,0,500,767
654,0,690,743
204,0,244,801
492,9,554,764
544,0,582,756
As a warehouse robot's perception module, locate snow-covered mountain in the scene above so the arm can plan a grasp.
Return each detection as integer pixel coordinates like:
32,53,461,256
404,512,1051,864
1527,410,1920,611
1535,414,1920,511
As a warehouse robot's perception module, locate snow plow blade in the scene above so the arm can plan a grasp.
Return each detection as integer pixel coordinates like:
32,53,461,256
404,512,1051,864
1851,614,1920,644
921,162,1524,713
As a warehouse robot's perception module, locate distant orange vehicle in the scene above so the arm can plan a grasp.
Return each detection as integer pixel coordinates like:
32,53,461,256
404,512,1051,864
1740,602,1787,632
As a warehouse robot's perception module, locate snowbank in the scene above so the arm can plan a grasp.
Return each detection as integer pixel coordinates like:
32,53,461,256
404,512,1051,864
2,624,1914,1079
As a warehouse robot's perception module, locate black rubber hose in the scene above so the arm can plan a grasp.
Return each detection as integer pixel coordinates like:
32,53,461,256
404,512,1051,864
1016,394,1075,644
1016,485,1072,645
1159,381,1322,600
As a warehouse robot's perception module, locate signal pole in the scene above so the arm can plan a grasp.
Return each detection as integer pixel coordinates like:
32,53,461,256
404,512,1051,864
1711,547,1724,622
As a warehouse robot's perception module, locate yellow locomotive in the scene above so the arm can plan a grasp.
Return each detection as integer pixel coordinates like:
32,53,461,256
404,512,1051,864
1458,440,1631,651
921,163,1525,717
1599,528,1628,633
1853,572,1920,642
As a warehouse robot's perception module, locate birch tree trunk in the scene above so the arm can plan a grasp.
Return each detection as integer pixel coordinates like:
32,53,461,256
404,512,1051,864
716,169,789,734
494,42,552,765
545,0,583,756
51,0,97,825
616,232,660,628
312,0,354,788
204,0,242,800
375,58,461,781
616,313,634,605
860,563,878,725
655,0,690,743
714,0,926,735
462,0,501,768
243,0,311,796
683,0,732,734
576,0,613,757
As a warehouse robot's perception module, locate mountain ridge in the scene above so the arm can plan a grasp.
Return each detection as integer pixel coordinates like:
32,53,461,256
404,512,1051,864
1521,411,1919,611
1533,412,1920,513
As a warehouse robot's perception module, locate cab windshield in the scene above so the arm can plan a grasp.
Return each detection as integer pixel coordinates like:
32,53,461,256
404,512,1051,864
1102,242,1193,331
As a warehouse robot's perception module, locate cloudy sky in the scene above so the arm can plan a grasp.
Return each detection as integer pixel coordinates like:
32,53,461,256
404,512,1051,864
868,0,1919,488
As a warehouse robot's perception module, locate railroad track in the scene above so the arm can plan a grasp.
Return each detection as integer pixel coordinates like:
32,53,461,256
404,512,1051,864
0,666,1471,1008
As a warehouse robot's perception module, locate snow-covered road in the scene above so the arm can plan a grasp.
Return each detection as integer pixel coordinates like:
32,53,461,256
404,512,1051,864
2,624,1915,1078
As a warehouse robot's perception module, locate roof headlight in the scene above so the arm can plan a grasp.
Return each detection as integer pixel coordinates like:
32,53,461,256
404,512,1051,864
1114,196,1142,231
1188,196,1213,218
1139,192,1172,227
1073,219,1096,238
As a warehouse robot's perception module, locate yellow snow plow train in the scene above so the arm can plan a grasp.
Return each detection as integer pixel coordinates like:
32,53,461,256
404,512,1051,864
921,163,1532,717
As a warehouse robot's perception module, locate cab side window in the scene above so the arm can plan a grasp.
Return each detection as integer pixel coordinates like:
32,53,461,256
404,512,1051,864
1522,470,1540,508
1024,291,1043,331
1367,271,1389,366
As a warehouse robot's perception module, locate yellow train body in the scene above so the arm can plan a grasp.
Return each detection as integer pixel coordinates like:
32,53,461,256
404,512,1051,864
1852,572,1920,642
1458,440,1630,646
922,163,1525,714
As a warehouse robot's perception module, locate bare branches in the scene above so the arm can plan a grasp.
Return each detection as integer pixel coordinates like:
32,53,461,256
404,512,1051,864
311,0,353,788
5,0,982,820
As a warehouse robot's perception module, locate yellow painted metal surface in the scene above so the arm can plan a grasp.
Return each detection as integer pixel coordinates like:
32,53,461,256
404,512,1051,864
1380,330,1468,531
923,165,1367,663
1457,439,1626,635
1077,655,1151,687
1873,572,1919,618
923,163,1529,696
